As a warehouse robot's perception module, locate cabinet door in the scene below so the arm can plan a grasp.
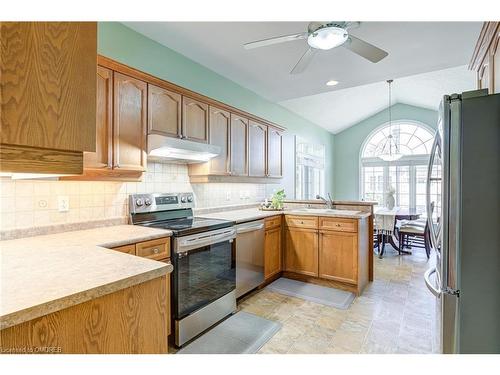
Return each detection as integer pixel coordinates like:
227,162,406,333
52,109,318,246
265,226,282,279
182,97,209,143
0,22,97,152
267,127,283,178
284,228,318,277
209,106,231,175
319,231,358,284
113,72,147,171
83,65,113,170
249,120,267,177
148,84,182,138
230,114,249,176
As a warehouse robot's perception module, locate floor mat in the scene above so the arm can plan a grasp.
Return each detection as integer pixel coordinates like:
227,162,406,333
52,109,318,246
177,311,281,354
266,277,355,310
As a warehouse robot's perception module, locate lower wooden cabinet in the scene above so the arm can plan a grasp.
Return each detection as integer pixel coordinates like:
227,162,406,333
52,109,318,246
319,230,358,284
284,227,318,277
264,216,282,279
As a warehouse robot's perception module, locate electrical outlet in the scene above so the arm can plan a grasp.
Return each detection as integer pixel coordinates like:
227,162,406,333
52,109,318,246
57,196,69,212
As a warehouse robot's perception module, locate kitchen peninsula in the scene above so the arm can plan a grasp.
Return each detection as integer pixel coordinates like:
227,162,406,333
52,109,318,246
0,225,173,354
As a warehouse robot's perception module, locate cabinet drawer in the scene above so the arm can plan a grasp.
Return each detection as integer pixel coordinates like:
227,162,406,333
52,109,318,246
285,215,318,229
265,215,282,229
136,238,170,260
112,244,136,255
319,217,358,233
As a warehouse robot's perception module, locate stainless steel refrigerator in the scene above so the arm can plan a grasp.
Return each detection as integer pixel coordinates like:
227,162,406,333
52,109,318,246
424,89,500,354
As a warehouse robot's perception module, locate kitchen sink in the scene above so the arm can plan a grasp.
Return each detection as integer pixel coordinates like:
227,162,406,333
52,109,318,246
292,208,360,215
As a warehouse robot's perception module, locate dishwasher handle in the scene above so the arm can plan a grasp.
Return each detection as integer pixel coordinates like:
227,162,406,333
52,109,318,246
236,223,264,234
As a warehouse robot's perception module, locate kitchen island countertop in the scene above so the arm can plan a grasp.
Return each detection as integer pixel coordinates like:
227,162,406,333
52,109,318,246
0,225,172,330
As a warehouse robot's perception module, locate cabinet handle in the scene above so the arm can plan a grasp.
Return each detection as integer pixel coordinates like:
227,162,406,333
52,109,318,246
300,221,304,224
152,248,159,254
336,223,341,227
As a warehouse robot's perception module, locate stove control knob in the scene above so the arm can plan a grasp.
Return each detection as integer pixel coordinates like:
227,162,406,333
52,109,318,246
144,198,152,206
181,196,187,203
135,198,144,207
187,196,193,203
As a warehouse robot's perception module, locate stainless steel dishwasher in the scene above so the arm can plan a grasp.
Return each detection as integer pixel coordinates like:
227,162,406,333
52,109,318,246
235,219,265,298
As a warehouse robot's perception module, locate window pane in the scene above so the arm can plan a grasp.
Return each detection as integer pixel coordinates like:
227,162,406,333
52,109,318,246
296,137,326,200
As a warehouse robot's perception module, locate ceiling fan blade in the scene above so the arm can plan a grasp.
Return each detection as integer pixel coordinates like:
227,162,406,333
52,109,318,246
243,32,307,50
343,35,388,63
290,48,317,74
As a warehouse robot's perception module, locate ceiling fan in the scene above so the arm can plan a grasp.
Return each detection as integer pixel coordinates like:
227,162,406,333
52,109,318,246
243,22,389,74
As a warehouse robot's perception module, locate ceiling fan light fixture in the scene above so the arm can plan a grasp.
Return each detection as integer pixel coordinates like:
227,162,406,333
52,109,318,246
307,26,348,50
326,80,339,86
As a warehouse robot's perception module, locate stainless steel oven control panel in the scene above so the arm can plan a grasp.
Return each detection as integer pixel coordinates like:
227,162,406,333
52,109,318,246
129,192,194,214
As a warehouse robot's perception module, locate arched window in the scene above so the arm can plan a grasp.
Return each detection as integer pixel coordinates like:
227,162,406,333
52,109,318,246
360,121,436,213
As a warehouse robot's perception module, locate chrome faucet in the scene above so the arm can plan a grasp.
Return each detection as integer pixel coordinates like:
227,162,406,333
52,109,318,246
316,193,334,209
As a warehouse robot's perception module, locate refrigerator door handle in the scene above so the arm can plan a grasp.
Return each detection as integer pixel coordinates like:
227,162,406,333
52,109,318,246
426,135,440,249
424,267,441,297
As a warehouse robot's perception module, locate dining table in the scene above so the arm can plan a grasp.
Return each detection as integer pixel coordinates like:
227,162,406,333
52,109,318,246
374,207,421,258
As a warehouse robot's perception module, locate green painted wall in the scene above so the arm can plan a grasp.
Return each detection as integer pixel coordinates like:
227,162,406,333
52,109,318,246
97,22,335,195
333,103,438,200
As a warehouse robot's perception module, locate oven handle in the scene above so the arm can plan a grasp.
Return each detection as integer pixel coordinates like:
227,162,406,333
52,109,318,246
175,228,236,253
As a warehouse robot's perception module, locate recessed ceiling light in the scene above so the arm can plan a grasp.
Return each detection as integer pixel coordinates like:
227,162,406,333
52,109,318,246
326,80,339,86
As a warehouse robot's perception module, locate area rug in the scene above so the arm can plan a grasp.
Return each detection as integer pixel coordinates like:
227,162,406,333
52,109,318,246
266,277,355,310
177,311,281,354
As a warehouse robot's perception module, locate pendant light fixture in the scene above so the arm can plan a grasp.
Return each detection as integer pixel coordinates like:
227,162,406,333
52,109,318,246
377,79,402,161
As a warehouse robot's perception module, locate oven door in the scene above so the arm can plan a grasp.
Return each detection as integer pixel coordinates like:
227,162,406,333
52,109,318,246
172,227,236,320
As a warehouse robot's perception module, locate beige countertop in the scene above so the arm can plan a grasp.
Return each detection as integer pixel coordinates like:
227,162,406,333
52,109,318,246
0,225,173,330
201,207,371,224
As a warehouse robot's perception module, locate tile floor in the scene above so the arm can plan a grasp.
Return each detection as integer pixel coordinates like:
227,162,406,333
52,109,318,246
238,246,438,354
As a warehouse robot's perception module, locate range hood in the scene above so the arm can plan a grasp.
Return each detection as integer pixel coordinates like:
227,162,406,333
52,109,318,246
147,134,221,164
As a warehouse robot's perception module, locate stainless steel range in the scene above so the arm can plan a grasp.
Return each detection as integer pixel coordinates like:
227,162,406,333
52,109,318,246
129,192,237,347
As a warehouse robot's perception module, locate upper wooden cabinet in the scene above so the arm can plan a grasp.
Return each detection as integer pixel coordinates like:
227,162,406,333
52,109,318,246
0,22,97,174
113,72,147,171
230,114,249,176
83,66,113,170
249,120,267,177
148,84,182,138
182,97,209,143
470,22,500,94
208,106,231,175
267,127,283,178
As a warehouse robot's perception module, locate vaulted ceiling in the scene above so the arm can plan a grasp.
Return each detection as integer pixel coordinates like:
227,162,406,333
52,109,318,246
124,21,482,133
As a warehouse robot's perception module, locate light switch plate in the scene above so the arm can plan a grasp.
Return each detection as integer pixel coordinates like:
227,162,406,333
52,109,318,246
57,196,69,212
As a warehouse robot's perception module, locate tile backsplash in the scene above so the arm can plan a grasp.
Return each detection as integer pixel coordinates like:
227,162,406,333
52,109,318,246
0,162,282,232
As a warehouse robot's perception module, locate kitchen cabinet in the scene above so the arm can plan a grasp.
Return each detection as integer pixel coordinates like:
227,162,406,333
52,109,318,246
230,114,249,176
282,214,369,295
83,66,113,170
267,127,283,178
470,22,500,94
111,237,171,337
148,84,182,138
0,277,169,354
284,227,318,277
249,120,267,177
208,106,231,175
319,230,358,284
0,22,97,175
113,72,147,172
264,216,282,279
182,96,209,143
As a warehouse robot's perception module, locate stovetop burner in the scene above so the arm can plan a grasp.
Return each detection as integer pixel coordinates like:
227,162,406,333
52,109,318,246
140,216,234,236
128,192,234,236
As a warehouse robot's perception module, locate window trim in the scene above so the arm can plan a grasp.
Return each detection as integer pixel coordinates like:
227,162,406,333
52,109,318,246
358,120,435,209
